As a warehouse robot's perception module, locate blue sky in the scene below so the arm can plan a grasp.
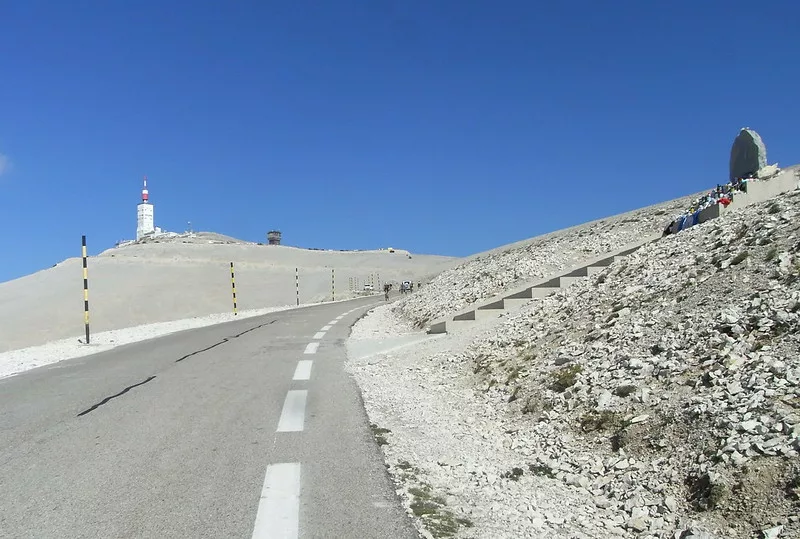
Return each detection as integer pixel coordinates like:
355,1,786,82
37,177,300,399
0,1,798,283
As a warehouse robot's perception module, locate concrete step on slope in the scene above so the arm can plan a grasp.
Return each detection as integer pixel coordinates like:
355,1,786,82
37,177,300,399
502,298,533,310
427,234,660,335
426,168,800,336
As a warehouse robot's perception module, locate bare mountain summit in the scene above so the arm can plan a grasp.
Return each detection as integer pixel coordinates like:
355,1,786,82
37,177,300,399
349,174,800,539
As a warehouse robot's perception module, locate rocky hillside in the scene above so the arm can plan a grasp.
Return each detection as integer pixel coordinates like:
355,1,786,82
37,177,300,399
450,188,800,537
0,232,455,353
399,193,698,328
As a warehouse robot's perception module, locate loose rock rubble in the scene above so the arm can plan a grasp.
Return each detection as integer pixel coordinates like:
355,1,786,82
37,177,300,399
348,308,613,539
348,186,800,538
400,193,698,329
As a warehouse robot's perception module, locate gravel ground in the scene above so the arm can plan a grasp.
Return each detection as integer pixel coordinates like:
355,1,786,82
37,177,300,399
347,307,617,539
346,181,800,539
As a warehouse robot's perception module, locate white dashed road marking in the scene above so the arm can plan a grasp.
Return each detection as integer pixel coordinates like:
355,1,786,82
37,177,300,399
292,360,313,381
249,305,367,538
277,390,308,432
251,462,301,539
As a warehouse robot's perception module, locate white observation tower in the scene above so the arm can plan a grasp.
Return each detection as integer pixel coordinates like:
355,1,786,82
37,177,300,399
136,176,155,240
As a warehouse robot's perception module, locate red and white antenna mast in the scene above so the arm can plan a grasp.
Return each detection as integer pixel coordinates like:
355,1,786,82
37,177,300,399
141,175,150,203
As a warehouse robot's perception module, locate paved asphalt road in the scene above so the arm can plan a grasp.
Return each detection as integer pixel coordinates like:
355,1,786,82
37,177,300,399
0,297,418,539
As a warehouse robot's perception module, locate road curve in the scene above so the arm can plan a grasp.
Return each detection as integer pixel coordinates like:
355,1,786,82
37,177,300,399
0,297,418,539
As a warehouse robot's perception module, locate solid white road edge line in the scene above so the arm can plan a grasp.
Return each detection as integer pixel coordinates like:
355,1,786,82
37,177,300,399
293,360,313,381
321,325,332,331
277,390,308,432
312,331,326,340
251,462,301,539
303,342,319,354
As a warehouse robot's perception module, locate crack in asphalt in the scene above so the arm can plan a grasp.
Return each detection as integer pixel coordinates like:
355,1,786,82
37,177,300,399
77,319,278,417
77,376,157,417
174,319,277,363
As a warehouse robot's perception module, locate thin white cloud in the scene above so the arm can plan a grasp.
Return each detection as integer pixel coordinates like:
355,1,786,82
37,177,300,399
0,153,8,176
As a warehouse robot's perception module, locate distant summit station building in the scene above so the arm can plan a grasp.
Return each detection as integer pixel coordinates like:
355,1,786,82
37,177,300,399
267,230,282,245
136,176,158,240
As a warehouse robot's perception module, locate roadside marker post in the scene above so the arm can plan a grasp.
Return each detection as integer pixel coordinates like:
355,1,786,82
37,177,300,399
230,262,238,316
81,235,90,344
295,267,300,306
331,269,335,302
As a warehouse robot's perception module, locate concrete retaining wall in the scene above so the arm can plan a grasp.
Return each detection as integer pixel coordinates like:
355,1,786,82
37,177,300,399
698,169,799,224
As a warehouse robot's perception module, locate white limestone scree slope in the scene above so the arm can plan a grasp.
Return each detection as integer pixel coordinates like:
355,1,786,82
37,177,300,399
424,165,800,335
347,168,800,539
398,190,702,331
0,235,457,353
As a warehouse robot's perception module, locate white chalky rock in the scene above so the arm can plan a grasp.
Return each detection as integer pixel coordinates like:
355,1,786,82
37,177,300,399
762,525,783,539
347,186,800,539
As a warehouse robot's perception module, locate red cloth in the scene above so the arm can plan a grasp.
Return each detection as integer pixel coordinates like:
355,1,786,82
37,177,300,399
719,197,731,206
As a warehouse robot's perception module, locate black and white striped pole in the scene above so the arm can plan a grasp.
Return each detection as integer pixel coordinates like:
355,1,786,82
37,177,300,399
295,267,299,306
331,268,335,301
230,262,238,316
81,235,90,344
